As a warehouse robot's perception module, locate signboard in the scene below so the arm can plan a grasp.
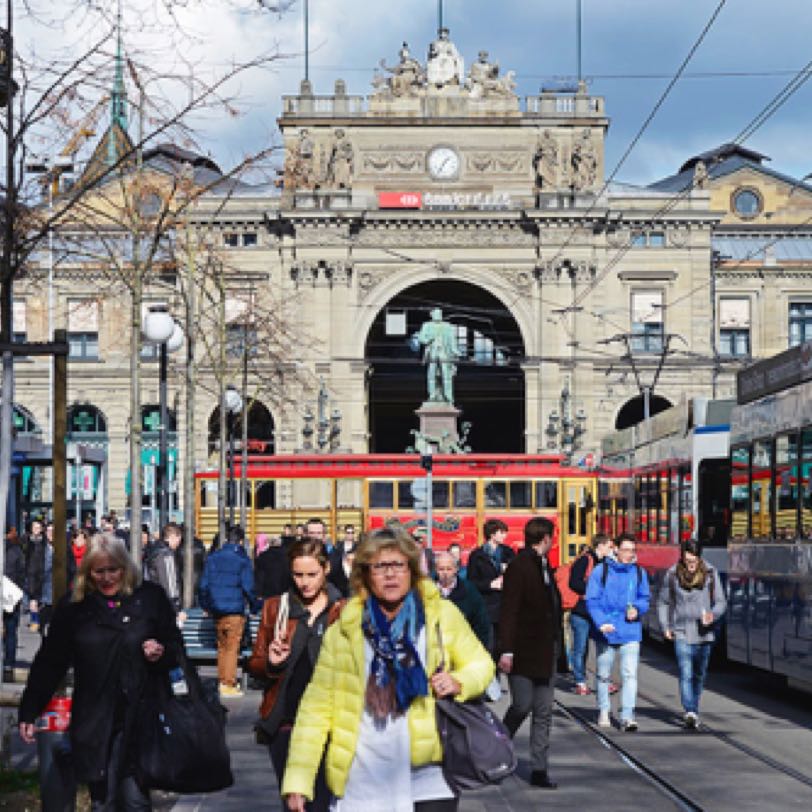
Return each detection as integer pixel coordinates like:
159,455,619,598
423,191,512,210
378,192,422,209
736,341,812,404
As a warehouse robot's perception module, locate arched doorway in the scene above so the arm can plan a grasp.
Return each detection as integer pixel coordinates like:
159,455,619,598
615,394,673,430
66,403,109,525
365,280,526,452
141,405,179,522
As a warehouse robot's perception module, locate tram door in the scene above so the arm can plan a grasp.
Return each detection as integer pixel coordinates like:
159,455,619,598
559,479,596,566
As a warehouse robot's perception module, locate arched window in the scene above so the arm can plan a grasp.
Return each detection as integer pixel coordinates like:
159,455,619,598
67,404,108,435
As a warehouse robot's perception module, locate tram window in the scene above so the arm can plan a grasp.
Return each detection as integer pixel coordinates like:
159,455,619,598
535,481,558,509
775,434,799,539
255,481,276,509
485,481,507,508
510,481,532,509
680,471,693,542
730,445,750,541
370,481,395,509
452,481,476,508
802,429,812,539
669,469,680,544
432,481,450,509
751,439,773,541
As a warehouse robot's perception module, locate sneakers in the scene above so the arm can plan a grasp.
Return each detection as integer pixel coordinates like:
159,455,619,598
574,683,591,695
219,683,244,698
684,711,699,729
621,719,638,732
597,710,611,728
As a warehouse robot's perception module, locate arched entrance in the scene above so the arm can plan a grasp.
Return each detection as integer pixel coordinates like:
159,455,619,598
365,280,526,452
66,403,109,525
615,394,673,430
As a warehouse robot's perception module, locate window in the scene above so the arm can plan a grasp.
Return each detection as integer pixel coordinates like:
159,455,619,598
730,446,750,540
12,299,26,344
631,291,663,354
509,481,532,509
242,233,258,248
719,298,751,357
732,188,762,218
223,233,239,248
452,481,476,508
369,481,394,509
630,232,646,247
775,433,799,539
648,232,665,248
67,300,99,360
789,303,812,347
535,480,558,509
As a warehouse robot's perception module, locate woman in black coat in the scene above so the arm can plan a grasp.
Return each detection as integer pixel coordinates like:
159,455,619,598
19,533,182,811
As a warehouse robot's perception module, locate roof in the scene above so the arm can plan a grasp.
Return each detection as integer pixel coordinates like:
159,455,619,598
678,143,768,173
713,234,812,262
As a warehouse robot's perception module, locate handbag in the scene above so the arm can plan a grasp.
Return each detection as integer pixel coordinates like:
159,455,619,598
434,623,517,792
135,653,234,794
2,575,23,613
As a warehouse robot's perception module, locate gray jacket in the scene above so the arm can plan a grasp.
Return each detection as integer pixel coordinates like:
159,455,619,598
657,563,726,644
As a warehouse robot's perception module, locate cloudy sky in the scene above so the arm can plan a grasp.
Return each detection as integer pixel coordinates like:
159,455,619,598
19,0,812,185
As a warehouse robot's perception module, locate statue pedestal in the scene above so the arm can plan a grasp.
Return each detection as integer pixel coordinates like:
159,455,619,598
415,402,461,452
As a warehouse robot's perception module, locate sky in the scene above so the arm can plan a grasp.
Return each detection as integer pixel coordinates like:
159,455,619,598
17,0,812,186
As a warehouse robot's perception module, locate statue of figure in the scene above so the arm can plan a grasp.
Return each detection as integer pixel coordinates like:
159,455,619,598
426,28,464,88
326,128,354,188
571,129,597,190
376,41,424,96
468,50,516,98
693,160,708,190
417,307,462,404
285,128,317,190
533,129,559,191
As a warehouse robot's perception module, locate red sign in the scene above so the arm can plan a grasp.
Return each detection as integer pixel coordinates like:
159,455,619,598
378,192,422,209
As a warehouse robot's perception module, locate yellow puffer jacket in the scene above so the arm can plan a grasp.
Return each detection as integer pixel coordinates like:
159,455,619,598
281,579,494,801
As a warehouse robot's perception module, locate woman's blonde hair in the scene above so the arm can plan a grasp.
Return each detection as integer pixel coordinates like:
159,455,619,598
349,526,424,600
72,532,140,602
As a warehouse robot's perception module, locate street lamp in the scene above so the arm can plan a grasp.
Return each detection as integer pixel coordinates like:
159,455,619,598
143,305,182,532
224,384,243,527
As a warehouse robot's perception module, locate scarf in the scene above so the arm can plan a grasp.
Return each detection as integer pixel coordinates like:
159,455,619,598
362,590,428,722
72,543,88,569
485,542,502,570
676,558,708,591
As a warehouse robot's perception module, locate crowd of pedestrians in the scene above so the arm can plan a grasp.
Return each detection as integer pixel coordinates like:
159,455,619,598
3,511,729,809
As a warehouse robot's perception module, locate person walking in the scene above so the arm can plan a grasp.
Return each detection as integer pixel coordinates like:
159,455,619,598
249,539,345,811
198,525,261,698
147,523,184,623
657,539,726,729
434,551,490,648
24,520,47,632
255,535,292,599
468,518,515,655
281,527,493,812
586,533,650,732
3,528,26,682
497,517,563,790
568,533,613,695
18,533,183,810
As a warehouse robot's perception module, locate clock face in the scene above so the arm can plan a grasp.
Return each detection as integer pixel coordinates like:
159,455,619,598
428,147,460,180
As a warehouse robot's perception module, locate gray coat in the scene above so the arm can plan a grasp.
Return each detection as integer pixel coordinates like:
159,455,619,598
657,563,726,644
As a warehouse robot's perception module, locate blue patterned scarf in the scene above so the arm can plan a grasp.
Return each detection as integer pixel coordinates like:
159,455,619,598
362,590,428,722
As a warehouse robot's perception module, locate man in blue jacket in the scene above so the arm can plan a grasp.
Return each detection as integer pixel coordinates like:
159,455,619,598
198,526,261,698
586,533,650,731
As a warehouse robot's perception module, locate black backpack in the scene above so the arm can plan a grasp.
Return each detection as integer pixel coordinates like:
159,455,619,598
434,623,517,792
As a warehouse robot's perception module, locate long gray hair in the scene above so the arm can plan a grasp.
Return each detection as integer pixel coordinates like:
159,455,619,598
71,532,140,602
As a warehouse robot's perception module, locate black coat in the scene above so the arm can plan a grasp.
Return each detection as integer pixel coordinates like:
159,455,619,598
18,581,182,783
467,543,515,624
4,537,26,589
445,578,491,648
254,547,291,599
25,536,47,603
498,548,562,680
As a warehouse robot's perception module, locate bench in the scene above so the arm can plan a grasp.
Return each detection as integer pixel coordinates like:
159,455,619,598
182,607,260,690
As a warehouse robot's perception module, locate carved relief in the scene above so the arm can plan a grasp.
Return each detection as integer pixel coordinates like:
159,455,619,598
373,41,425,97
570,129,598,191
356,222,535,248
465,152,526,174
356,266,391,300
362,151,424,173
668,228,688,247
324,129,354,189
533,129,560,191
467,50,517,98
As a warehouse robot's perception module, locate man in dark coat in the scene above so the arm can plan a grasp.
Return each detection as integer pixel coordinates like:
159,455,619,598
24,520,47,632
254,535,291,599
3,529,26,680
468,518,515,654
498,516,563,790
435,551,490,647
147,523,184,621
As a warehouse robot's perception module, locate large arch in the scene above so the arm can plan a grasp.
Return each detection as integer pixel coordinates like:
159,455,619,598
365,279,526,452
615,393,673,430
207,398,275,457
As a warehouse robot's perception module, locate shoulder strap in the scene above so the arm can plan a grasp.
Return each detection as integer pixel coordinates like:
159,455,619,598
636,563,642,587
707,566,716,607
601,560,609,587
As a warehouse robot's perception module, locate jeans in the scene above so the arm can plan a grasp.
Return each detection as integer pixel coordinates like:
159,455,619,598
3,605,21,670
674,640,713,714
503,674,554,772
570,613,591,685
215,614,246,687
595,640,640,722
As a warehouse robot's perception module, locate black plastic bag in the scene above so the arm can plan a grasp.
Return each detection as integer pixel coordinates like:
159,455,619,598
135,659,233,794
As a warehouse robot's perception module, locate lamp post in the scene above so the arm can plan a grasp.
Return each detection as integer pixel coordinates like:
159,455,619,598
142,304,182,532
224,384,243,528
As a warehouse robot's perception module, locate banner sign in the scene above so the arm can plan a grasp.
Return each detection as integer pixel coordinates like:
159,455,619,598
378,191,422,209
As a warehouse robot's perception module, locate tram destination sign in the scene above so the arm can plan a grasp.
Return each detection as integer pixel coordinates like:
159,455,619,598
736,341,812,404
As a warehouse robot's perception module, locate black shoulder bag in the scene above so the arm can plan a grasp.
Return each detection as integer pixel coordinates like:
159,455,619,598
434,623,517,793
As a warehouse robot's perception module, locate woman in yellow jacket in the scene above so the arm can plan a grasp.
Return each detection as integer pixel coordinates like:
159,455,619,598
282,527,494,812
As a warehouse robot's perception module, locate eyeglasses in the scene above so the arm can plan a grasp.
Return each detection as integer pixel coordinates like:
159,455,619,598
90,566,123,578
368,561,408,574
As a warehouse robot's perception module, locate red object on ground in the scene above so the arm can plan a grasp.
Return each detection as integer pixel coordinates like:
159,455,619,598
39,697,72,732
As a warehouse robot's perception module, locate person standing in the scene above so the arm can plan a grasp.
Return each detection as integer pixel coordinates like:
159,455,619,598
255,535,292,599
25,521,48,633
281,527,493,812
434,551,490,648
3,528,26,682
198,525,261,698
147,523,184,623
249,540,345,811
568,534,613,695
657,539,726,729
468,519,515,655
586,533,650,731
497,517,562,790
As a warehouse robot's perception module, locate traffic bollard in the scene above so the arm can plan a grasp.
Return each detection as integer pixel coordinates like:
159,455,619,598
36,697,76,812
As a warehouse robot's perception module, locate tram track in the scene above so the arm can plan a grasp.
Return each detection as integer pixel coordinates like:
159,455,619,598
555,698,706,812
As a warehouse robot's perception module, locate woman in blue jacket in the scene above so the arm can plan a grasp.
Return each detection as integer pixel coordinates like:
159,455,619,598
586,533,650,732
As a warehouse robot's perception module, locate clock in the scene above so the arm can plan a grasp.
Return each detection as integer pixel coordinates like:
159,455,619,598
428,147,460,180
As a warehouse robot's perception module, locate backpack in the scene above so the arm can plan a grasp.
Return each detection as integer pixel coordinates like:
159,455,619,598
600,560,643,588
555,553,593,610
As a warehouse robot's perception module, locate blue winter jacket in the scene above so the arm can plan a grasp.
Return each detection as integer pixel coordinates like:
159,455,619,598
198,543,261,617
585,558,650,645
